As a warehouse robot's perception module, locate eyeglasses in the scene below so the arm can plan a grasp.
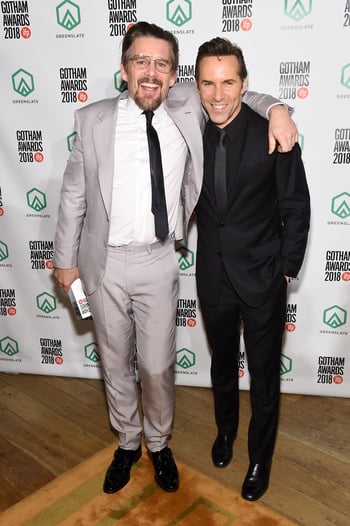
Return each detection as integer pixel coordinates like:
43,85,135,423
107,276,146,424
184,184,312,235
126,55,173,74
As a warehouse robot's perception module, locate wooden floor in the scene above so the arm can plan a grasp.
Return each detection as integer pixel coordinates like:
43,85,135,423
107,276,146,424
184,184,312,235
0,373,349,525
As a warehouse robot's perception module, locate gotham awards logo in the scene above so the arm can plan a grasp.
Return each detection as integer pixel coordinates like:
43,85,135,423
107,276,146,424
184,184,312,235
29,241,54,271
176,63,195,82
344,1,350,27
40,338,63,366
333,129,350,165
278,60,310,101
0,289,16,317
285,303,297,332
60,67,88,104
221,0,253,34
324,251,350,283
107,0,137,37
238,350,246,378
1,0,31,39
16,130,44,163
317,355,345,385
176,298,197,327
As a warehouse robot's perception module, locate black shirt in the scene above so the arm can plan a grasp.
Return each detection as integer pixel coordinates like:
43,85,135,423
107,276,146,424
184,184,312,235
203,103,248,203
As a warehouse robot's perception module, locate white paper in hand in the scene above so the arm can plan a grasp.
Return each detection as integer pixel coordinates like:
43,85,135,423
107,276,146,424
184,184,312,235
68,278,92,319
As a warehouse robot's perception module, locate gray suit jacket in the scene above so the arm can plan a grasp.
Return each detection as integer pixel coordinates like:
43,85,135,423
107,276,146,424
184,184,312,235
53,82,282,294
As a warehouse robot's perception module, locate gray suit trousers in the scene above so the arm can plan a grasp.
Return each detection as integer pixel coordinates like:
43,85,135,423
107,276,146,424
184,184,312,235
87,239,179,452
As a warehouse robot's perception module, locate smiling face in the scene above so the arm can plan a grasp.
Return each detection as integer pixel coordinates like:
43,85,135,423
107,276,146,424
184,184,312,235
121,36,177,112
197,54,248,128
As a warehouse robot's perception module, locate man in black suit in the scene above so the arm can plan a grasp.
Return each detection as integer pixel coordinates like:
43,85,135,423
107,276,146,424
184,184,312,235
194,38,310,501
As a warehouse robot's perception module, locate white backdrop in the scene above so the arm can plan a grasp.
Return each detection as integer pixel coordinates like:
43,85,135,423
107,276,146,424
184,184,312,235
1,0,349,397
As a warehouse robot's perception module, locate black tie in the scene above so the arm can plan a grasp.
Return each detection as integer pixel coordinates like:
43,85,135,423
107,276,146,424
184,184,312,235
144,110,169,241
214,129,227,214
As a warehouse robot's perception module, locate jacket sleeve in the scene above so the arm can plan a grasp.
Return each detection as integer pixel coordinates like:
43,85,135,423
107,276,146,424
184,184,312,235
275,143,311,277
53,110,86,269
243,90,294,119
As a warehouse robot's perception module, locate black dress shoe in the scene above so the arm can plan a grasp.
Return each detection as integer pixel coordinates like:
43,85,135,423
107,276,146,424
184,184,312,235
241,462,271,501
103,446,142,493
211,434,234,468
150,447,179,492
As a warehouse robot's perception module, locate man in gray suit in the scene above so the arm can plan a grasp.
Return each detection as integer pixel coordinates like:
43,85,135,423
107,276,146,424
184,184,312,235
53,21,297,494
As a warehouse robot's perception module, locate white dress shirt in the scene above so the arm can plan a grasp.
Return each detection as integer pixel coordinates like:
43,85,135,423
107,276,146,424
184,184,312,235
108,97,188,245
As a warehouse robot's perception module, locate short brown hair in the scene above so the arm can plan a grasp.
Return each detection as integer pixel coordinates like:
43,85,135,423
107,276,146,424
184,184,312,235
121,21,179,72
195,37,248,81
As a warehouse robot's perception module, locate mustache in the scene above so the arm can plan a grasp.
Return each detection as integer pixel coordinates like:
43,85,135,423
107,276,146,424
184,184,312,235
138,76,162,87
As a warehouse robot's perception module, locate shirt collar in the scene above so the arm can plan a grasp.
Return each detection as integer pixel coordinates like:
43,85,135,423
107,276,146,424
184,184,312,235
205,103,247,142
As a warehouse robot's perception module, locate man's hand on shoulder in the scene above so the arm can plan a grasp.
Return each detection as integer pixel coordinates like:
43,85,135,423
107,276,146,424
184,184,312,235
268,104,298,154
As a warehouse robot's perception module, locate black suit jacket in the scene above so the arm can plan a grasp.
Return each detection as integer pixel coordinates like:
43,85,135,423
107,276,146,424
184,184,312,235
195,104,310,307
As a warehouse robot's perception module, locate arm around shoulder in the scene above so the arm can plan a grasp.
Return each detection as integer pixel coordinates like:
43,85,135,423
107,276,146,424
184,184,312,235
243,91,298,154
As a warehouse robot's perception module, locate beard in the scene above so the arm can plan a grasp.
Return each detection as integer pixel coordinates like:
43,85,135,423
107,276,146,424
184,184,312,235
134,76,163,111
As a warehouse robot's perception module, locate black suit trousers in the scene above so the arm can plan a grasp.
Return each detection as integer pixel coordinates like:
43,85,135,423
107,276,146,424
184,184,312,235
200,266,287,464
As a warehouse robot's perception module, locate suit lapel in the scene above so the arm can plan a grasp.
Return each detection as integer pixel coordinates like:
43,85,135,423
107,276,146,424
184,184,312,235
201,124,225,217
164,95,204,223
92,94,125,217
164,97,203,167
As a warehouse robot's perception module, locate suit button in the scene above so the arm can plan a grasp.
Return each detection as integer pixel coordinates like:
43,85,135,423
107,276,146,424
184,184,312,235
219,222,224,227
216,252,222,258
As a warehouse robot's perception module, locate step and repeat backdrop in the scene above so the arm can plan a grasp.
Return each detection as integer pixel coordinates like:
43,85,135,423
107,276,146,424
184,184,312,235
1,1,349,396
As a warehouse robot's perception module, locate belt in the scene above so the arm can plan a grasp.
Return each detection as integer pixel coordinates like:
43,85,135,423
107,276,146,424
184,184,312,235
108,237,173,253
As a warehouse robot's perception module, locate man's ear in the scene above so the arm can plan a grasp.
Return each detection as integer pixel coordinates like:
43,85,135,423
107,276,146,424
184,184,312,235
169,71,177,88
120,63,128,83
241,77,248,95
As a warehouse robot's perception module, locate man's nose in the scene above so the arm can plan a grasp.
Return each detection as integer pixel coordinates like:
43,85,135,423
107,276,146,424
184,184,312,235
213,85,224,100
146,59,157,75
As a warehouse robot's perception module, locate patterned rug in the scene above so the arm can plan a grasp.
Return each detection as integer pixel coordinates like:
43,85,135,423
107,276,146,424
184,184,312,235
1,443,299,526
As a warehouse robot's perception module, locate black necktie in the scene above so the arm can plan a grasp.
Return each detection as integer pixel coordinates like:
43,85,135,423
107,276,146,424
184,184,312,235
144,110,169,241
214,129,227,214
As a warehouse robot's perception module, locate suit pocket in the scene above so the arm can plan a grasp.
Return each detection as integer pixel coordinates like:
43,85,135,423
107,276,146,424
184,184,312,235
249,238,281,260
